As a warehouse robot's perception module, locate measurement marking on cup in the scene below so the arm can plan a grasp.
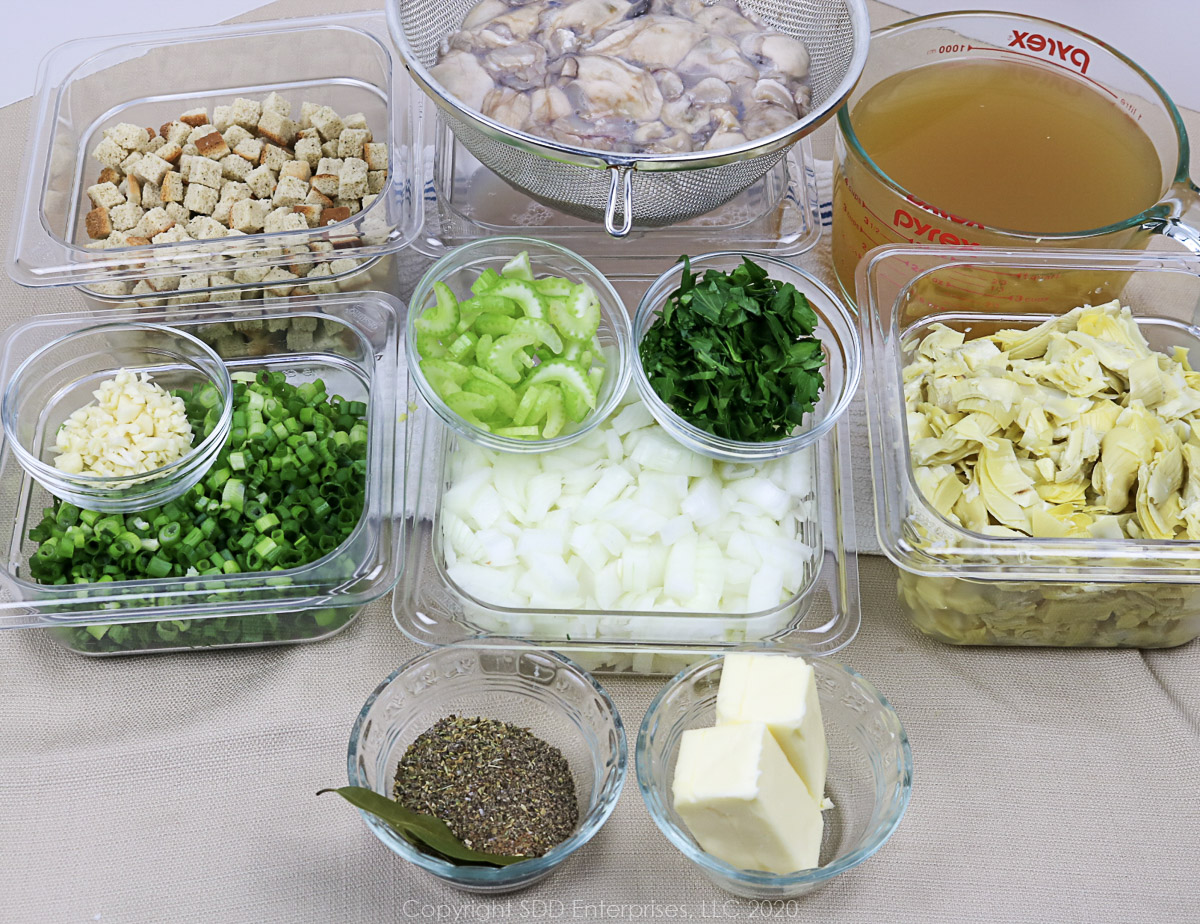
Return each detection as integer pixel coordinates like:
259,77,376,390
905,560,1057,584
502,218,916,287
958,45,1119,100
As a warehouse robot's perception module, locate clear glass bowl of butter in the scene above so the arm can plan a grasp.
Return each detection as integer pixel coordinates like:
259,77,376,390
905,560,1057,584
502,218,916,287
636,650,912,899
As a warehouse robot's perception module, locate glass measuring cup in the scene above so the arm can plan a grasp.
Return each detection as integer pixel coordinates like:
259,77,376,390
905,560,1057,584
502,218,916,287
831,11,1200,308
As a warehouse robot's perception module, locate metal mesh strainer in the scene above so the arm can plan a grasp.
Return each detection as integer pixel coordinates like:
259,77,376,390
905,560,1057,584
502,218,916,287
387,0,870,235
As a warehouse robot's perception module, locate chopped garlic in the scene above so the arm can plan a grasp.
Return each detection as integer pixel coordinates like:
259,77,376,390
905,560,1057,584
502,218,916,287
52,369,194,477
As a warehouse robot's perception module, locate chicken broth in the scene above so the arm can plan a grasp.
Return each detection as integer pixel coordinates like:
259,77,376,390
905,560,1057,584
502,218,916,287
429,0,812,154
850,58,1164,233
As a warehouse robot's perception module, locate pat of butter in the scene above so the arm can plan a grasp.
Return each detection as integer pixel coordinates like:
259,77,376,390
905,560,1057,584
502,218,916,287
672,722,822,874
715,652,827,802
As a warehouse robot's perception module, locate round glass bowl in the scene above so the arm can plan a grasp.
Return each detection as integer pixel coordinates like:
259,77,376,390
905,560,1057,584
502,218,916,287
632,252,862,462
1,322,232,512
347,639,627,893
407,236,633,453
637,652,911,899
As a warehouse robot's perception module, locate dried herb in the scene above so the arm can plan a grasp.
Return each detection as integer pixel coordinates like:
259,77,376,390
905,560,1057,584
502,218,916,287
317,786,526,867
393,715,579,858
639,255,826,442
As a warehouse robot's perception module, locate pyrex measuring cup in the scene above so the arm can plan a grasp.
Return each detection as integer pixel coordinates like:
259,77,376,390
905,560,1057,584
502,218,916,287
831,11,1200,307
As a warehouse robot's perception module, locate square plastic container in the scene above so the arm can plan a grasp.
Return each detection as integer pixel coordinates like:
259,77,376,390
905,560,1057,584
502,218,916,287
8,12,421,296
0,294,406,655
859,244,1200,648
395,388,860,676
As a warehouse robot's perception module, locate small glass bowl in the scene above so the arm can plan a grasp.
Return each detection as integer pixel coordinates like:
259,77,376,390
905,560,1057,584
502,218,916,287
347,639,627,893
1,322,232,512
406,236,633,453
632,252,861,462
637,651,911,899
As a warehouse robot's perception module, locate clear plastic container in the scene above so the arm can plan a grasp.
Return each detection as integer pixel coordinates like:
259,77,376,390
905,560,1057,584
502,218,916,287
8,12,420,295
0,294,406,654
395,386,861,675
858,245,1200,648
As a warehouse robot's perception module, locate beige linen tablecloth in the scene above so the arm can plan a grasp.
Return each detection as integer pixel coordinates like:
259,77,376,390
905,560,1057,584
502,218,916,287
2,2,1199,922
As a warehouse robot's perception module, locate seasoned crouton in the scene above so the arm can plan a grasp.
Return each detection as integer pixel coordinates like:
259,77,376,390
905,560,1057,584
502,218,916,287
133,152,172,186
245,165,277,199
294,136,322,170
311,171,340,199
120,151,143,174
180,108,209,127
293,203,323,227
310,106,344,141
186,124,218,146
160,172,185,203
157,142,183,164
262,266,298,297
367,170,387,195
343,112,369,131
320,140,339,159
221,153,252,181
222,124,253,149
234,137,264,163
139,182,160,209
164,202,190,226
272,175,309,208
363,142,388,172
108,122,151,151
195,131,230,160
161,120,191,146
230,97,262,130
333,198,361,215
230,198,270,233
93,137,126,169
184,183,219,215
188,156,222,189
138,207,175,237
264,207,309,234
98,166,122,186
260,143,292,173
233,264,269,285
280,160,311,182
87,182,125,209
212,199,233,227
305,188,333,207
85,206,112,239
212,105,234,132
152,227,192,244
258,109,297,147
299,101,320,129
320,205,352,226
187,216,227,240
337,128,370,159
219,180,252,202
337,157,368,200
261,91,291,117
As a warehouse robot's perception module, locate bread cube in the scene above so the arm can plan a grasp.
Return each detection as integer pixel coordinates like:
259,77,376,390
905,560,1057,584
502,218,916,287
179,154,195,181
258,109,297,147
367,170,387,195
261,92,291,117
139,182,161,209
147,274,182,293
180,108,209,127
212,200,233,227
97,166,122,186
108,122,151,151
233,138,264,163
133,152,173,186
230,198,270,233
164,202,190,226
195,131,230,160
264,207,309,234
293,203,323,227
92,137,127,170
180,272,210,290
157,142,183,164
337,158,368,200
310,106,344,141
187,216,228,240
145,136,166,154
311,172,340,198
181,143,199,158
161,172,185,203
87,182,125,209
184,183,219,215
329,257,360,276
320,140,339,159
299,102,320,129
139,207,175,237
119,151,143,174
152,227,192,245
333,198,362,215
220,180,251,202
85,206,112,239
230,97,262,130
272,175,309,208
221,154,252,181
305,188,333,207
212,105,234,133
343,112,369,131
304,262,338,295
108,202,143,232
245,165,277,199
161,121,191,146
189,156,222,189
89,280,133,297
233,264,269,285
294,137,322,170
337,128,370,160
185,124,216,146
363,143,388,172
320,205,351,227
260,143,292,173
280,160,311,182
222,125,253,149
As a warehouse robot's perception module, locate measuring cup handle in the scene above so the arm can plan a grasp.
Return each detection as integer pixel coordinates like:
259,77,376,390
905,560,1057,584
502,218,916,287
604,166,634,238
1145,179,1200,256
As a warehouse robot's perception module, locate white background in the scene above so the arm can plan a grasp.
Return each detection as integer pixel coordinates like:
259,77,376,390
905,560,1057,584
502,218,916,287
1,0,1197,111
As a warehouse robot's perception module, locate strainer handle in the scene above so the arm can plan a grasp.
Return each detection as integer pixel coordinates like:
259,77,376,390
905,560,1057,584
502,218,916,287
604,166,634,237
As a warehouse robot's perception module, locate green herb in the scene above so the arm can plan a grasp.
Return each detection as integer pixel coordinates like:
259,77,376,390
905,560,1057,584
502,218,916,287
318,786,526,867
28,370,368,653
638,256,826,442
393,715,579,859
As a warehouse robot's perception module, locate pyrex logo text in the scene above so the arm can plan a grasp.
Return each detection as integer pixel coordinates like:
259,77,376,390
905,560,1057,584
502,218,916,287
1009,30,1090,74
893,208,981,246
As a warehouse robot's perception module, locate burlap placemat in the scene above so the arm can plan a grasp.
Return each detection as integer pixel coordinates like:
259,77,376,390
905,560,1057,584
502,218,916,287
0,2,1197,922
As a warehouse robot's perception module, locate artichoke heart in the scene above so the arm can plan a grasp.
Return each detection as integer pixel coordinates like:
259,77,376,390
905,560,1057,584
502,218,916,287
1098,426,1153,511
976,439,1042,530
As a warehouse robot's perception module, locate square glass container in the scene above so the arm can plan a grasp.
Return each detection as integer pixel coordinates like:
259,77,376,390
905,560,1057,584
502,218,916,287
395,390,860,675
8,12,421,292
0,294,406,655
409,104,822,277
858,244,1200,648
